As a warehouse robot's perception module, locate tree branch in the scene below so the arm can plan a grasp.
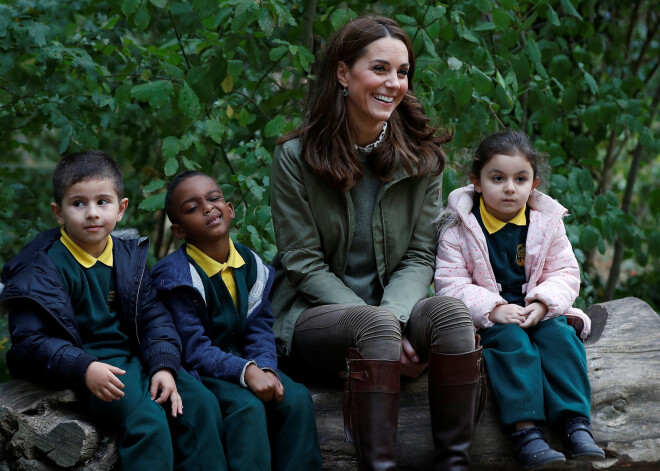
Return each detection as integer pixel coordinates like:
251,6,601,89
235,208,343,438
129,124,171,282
169,11,191,70
597,130,620,194
604,80,660,300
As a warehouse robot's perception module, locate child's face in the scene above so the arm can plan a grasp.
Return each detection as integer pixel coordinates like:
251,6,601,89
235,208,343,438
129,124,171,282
169,175,234,245
470,153,540,222
51,178,128,257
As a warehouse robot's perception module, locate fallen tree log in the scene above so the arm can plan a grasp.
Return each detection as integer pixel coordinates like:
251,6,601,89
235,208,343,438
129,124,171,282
0,297,658,470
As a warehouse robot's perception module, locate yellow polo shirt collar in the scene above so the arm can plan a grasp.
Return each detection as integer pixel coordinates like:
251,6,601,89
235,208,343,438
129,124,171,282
186,239,245,305
479,197,527,235
60,228,113,268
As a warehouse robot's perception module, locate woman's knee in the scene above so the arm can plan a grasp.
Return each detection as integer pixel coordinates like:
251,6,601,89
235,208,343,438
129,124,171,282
339,305,402,344
339,305,401,360
421,296,473,328
414,297,475,354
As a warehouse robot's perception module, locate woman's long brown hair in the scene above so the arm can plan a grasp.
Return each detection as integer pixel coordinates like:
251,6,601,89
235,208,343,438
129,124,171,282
278,16,452,191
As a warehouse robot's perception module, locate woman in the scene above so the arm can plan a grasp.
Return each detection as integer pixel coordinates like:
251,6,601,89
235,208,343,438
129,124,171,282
270,16,481,471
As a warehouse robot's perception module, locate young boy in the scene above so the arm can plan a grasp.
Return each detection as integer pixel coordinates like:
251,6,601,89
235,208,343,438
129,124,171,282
151,171,322,471
0,151,227,471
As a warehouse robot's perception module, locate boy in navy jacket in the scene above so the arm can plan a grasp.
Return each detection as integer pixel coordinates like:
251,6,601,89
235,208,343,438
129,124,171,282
152,171,322,471
0,151,227,471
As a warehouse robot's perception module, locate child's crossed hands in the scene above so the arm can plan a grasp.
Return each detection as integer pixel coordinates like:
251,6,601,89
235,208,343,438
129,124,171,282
489,301,548,328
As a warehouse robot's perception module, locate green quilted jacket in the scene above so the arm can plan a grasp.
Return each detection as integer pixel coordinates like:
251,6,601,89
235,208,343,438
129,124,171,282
269,138,443,356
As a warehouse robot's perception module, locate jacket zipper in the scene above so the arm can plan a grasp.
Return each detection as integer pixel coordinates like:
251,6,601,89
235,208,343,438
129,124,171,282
134,253,146,347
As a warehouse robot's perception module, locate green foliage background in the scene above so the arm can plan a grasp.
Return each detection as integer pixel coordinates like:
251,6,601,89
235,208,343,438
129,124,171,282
0,0,658,381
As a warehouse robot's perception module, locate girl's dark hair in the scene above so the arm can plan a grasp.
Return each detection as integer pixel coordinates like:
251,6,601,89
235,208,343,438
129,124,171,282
278,15,451,191
164,170,207,223
53,150,123,205
472,130,544,179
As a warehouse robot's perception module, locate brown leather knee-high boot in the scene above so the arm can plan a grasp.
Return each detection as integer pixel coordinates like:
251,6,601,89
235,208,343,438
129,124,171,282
344,349,400,471
428,338,485,471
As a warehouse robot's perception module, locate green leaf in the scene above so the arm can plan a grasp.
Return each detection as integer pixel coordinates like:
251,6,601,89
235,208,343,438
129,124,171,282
492,9,510,29
546,4,560,26
560,0,583,20
475,0,493,14
133,5,150,30
265,115,285,138
473,22,496,31
182,156,200,170
247,179,264,199
131,80,173,109
164,157,179,176
207,120,225,143
578,169,595,193
144,179,166,193
162,136,180,159
470,66,493,94
447,57,462,71
26,21,48,47
150,0,167,7
594,194,608,215
258,8,274,37
649,231,660,258
331,9,353,31
178,81,201,120
454,79,473,106
583,72,599,95
139,193,166,212
579,226,601,251
121,0,140,16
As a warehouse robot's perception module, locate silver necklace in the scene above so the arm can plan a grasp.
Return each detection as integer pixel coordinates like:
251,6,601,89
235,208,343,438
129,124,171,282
354,122,388,153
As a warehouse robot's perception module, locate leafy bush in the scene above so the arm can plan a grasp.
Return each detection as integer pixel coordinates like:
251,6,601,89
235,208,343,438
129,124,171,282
0,0,658,376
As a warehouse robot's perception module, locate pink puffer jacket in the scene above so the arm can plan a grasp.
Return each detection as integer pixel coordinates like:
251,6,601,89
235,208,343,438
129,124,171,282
434,185,591,339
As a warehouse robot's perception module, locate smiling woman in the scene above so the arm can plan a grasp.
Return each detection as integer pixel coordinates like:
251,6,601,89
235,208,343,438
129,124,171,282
270,15,483,471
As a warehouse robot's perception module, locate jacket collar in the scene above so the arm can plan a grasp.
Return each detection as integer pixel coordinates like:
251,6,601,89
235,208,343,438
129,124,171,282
448,185,567,220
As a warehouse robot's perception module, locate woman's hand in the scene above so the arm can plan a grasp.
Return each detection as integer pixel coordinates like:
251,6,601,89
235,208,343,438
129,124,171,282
519,302,548,329
245,364,285,402
488,304,527,325
150,369,183,417
400,336,428,378
85,361,126,402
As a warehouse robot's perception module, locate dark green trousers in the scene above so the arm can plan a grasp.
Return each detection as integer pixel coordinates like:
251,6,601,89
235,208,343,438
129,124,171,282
86,356,227,471
479,316,591,427
202,370,322,471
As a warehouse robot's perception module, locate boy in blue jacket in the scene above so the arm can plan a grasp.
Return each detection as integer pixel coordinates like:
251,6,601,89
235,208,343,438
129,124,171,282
152,171,322,471
0,151,227,471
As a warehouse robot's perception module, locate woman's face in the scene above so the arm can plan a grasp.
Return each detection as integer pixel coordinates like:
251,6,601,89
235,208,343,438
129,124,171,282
337,36,409,139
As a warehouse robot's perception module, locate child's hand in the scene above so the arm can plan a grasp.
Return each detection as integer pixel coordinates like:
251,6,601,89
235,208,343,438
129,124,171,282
519,302,548,329
400,336,428,378
489,304,527,325
150,369,183,417
85,361,126,402
245,364,284,402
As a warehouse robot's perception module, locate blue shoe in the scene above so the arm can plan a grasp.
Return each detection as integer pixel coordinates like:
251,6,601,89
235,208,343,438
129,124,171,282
562,417,605,460
512,427,566,469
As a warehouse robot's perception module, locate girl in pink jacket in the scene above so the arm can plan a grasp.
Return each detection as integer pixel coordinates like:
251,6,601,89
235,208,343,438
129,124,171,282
435,130,604,469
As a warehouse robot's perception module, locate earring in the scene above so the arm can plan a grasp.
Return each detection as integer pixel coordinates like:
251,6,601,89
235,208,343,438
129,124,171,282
342,87,348,97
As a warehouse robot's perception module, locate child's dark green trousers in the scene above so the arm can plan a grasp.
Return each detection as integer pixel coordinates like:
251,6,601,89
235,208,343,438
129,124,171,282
86,356,227,471
479,316,591,427
202,370,322,471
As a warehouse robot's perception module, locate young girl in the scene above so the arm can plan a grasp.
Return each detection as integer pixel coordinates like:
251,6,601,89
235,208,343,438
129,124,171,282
435,130,605,468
